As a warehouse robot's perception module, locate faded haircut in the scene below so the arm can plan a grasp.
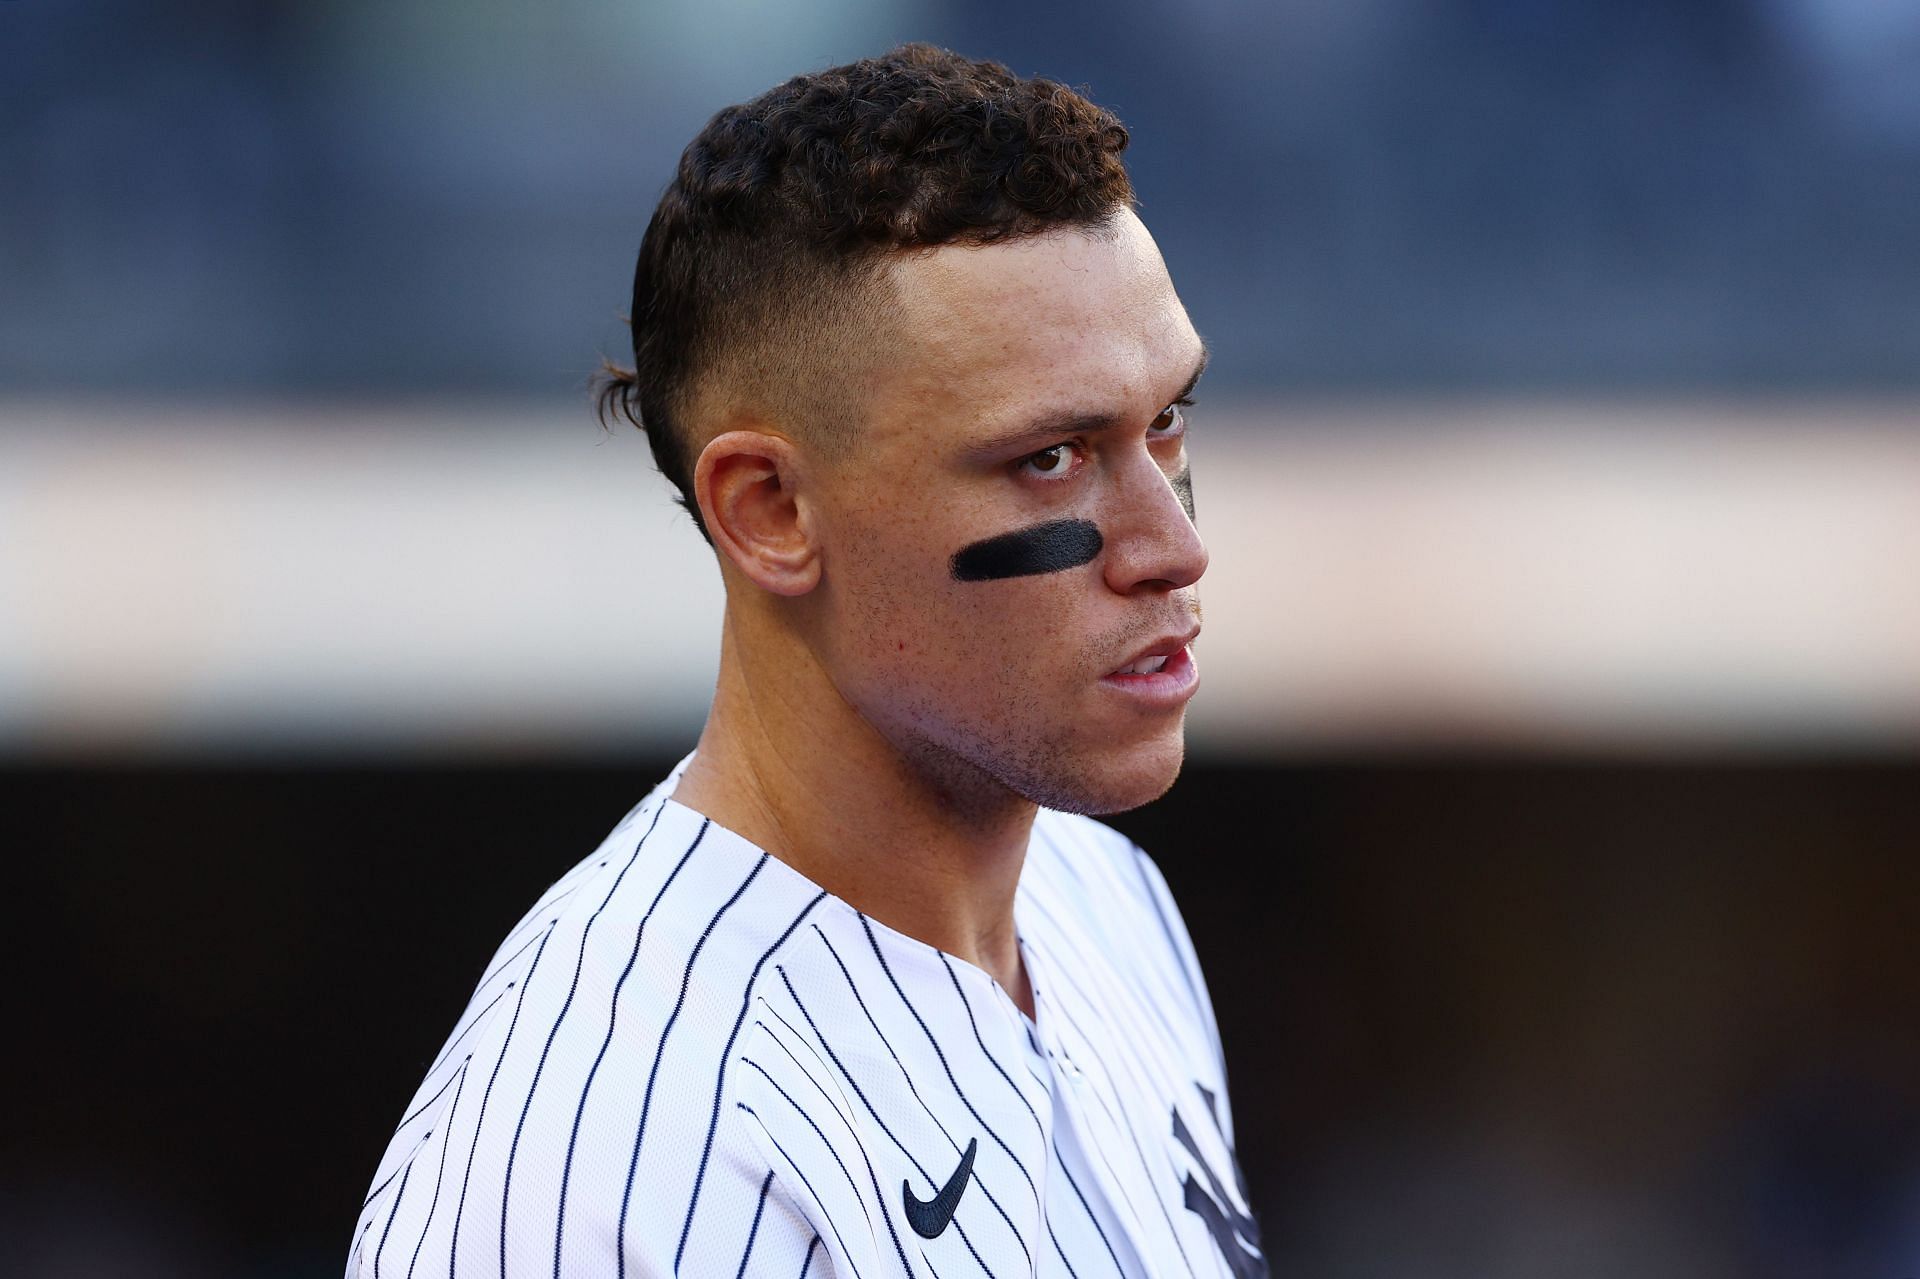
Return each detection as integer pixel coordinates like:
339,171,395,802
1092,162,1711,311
594,43,1137,540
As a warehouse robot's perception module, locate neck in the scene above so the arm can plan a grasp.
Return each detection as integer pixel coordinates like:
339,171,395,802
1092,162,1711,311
671,613,1036,1017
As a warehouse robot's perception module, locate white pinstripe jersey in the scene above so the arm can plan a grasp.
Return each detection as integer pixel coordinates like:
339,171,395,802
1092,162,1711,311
349,757,1265,1279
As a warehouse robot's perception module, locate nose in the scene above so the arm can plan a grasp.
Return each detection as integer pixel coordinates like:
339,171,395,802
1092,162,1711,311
1100,453,1209,594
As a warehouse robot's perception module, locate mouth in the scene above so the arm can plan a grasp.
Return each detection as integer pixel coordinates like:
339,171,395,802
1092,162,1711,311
1107,627,1202,677
1112,651,1178,676
1099,627,1202,706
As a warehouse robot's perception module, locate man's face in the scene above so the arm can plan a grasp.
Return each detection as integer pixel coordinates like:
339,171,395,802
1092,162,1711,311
808,209,1209,815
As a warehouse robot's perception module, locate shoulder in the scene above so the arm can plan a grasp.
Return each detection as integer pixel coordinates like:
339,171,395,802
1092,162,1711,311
1024,808,1193,953
350,797,835,1278
1023,808,1227,1077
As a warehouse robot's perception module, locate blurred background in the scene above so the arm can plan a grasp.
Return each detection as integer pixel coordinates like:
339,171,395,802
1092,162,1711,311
5,0,1920,1275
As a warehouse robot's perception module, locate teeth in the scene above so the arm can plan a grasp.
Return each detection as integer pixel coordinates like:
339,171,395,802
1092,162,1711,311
1120,654,1170,675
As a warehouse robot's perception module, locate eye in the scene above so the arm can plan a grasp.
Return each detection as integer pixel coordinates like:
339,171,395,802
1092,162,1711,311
1149,399,1192,436
1020,442,1080,479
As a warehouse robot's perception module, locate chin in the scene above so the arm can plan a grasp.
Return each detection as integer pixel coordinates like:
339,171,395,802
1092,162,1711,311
1010,724,1188,817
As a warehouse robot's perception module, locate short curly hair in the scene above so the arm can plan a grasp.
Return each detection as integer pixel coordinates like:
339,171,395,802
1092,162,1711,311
595,43,1136,540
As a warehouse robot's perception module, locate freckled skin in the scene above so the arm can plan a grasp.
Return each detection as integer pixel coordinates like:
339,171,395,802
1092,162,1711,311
807,210,1208,815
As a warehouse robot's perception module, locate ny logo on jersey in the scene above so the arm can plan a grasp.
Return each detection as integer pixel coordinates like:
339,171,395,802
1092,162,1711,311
1173,1084,1267,1279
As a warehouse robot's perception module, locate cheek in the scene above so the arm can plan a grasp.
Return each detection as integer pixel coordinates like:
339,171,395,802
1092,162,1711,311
864,565,1082,690
884,578,1064,670
836,515,1095,685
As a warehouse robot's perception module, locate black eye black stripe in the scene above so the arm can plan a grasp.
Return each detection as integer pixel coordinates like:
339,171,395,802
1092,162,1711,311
950,519,1103,582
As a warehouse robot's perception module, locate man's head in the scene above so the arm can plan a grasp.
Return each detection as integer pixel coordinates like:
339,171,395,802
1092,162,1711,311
601,45,1208,815
598,43,1138,534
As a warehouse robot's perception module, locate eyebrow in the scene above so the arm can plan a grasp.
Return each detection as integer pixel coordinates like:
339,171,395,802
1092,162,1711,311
967,344,1211,458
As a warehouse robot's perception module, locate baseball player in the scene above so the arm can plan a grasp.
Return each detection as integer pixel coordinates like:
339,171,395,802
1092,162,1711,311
350,44,1263,1279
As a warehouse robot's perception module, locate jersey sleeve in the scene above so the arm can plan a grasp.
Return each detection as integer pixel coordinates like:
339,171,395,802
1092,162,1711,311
670,1094,836,1279
724,1017,893,1279
345,919,832,1278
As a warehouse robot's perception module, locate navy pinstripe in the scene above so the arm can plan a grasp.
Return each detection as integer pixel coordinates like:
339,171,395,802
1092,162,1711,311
1032,930,1202,1279
374,1147,419,1278
938,954,1044,1135
808,927,948,1129
740,1058,886,1248
361,1122,436,1214
447,922,557,1276
797,925,1036,1265
674,892,830,1273
427,988,509,1079
1051,1134,1127,1278
502,805,675,1274
858,914,1040,1202
735,1170,777,1279
351,775,1256,1279
617,838,758,1277
756,992,1000,1278
737,1103,866,1279
550,806,695,1275
406,1066,468,1279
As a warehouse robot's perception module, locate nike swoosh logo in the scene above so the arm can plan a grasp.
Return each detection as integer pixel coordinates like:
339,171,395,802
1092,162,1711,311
903,1137,977,1239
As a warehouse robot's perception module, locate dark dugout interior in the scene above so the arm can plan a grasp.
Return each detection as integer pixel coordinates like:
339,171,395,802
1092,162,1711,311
10,755,1919,1277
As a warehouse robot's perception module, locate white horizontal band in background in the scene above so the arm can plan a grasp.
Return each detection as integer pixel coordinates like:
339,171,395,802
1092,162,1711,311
1,398,1914,757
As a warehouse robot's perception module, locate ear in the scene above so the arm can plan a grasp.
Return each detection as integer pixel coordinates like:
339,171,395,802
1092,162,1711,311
693,429,822,596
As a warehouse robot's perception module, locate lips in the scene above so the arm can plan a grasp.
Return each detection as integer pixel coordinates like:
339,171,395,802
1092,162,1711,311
1107,627,1201,678
1098,639,1200,710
